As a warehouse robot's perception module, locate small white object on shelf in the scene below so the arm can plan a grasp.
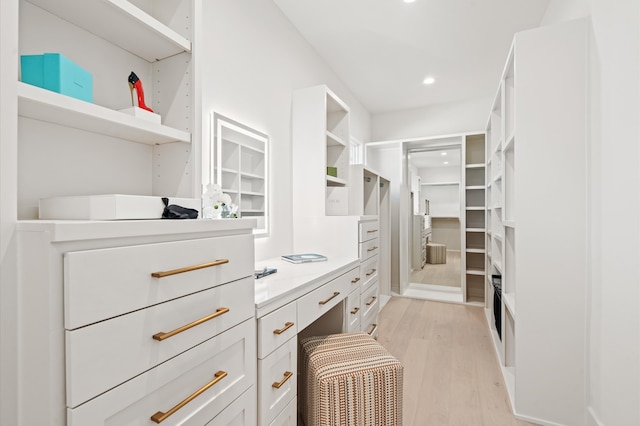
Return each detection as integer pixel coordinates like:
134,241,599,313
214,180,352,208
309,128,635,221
118,106,161,125
39,194,200,220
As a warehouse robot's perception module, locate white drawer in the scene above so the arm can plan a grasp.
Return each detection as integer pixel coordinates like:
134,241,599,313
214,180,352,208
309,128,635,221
257,302,297,359
360,311,378,337
66,277,254,408
205,386,257,426
258,337,297,426
67,319,256,426
345,288,361,332
360,281,379,320
359,220,379,242
64,234,254,329
358,237,379,261
360,254,378,290
296,268,354,331
268,397,297,426
345,266,362,291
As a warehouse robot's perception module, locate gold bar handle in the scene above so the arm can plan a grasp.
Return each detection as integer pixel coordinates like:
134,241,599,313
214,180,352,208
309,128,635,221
272,371,293,389
366,268,377,276
153,308,229,341
319,291,340,305
366,229,378,233
273,322,294,335
366,296,377,306
150,370,227,423
367,323,378,335
351,277,360,284
351,307,360,315
367,246,378,252
151,259,229,278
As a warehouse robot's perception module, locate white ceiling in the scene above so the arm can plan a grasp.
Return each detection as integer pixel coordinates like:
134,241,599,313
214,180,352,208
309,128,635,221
273,0,550,114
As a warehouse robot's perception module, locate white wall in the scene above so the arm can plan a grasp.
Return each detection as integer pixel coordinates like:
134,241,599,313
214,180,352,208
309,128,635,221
371,96,491,142
201,0,371,262
542,1,640,425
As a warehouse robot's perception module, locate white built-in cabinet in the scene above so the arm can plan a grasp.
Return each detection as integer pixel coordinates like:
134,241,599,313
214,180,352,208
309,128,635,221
292,85,350,217
4,1,261,425
485,18,587,425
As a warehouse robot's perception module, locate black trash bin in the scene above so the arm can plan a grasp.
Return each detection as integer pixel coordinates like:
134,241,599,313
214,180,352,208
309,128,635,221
492,274,502,340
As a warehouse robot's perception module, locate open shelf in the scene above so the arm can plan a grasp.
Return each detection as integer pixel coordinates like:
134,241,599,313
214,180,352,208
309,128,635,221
27,0,191,62
18,82,191,145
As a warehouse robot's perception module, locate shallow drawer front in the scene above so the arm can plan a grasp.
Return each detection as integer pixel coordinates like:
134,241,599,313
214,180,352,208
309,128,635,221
268,397,297,426
360,281,379,320
359,220,379,242
205,386,256,426
258,302,297,359
65,234,253,329
359,237,379,261
67,319,256,426
258,337,297,426
296,268,354,331
345,266,362,292
345,288,361,332
66,277,254,408
360,254,378,291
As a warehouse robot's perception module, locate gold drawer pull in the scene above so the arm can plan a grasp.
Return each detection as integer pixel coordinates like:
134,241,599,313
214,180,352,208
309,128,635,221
273,322,294,335
367,246,378,252
319,291,340,305
151,259,229,278
366,229,378,233
272,371,293,389
366,296,377,306
351,307,360,315
150,370,227,423
366,268,377,276
351,277,360,284
153,308,229,341
367,323,378,335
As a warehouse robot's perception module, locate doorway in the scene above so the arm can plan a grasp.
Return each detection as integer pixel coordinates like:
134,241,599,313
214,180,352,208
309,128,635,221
407,146,462,297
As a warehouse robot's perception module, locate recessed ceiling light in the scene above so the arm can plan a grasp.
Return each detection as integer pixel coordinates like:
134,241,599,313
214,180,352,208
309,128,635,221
441,152,447,156
403,0,416,3
444,161,449,165
423,76,435,85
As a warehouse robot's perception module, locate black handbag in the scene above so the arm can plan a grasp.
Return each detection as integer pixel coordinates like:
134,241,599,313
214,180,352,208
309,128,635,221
161,197,198,219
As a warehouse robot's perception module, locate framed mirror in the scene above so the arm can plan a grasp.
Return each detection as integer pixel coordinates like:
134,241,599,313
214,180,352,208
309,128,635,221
209,112,269,236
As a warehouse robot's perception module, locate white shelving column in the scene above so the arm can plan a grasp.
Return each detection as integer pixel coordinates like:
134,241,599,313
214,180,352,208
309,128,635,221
463,134,486,305
485,18,588,425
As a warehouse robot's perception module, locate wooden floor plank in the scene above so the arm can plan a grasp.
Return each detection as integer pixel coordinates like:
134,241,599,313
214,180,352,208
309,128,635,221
377,297,538,426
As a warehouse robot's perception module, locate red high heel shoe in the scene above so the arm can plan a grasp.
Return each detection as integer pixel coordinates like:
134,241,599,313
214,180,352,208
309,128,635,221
128,71,153,112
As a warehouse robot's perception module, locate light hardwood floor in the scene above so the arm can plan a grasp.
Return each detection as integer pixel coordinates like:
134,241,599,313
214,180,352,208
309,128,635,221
410,251,461,288
377,297,537,426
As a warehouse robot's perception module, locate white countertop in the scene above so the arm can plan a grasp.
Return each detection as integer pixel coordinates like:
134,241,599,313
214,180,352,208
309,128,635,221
254,256,359,316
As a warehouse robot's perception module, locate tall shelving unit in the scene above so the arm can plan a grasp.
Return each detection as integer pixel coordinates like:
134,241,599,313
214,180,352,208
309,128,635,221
15,0,200,220
484,19,588,425
462,134,486,304
292,85,350,217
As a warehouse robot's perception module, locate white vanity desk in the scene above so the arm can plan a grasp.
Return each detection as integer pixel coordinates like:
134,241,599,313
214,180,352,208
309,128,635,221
253,256,361,425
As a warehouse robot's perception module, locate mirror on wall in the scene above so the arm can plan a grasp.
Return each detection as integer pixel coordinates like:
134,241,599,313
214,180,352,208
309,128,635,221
209,112,269,236
408,146,462,289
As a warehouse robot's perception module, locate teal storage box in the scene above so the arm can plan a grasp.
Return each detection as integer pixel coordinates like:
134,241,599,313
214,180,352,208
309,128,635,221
21,53,93,102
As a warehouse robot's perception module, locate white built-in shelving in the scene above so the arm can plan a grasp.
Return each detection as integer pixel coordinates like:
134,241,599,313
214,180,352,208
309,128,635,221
483,18,588,425
16,0,198,220
213,112,268,234
462,133,486,305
